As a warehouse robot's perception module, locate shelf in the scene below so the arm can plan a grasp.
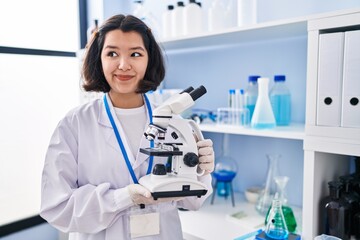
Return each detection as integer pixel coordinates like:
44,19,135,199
179,193,302,240
160,18,307,51
160,8,360,52
199,123,305,140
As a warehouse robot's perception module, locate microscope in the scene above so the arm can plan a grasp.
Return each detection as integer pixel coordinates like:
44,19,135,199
139,86,208,200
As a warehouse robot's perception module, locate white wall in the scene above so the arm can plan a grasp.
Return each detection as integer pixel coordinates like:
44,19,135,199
0,1,80,239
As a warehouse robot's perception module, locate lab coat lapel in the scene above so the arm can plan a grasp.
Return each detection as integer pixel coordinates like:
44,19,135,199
132,95,153,170
132,131,151,170
98,93,136,164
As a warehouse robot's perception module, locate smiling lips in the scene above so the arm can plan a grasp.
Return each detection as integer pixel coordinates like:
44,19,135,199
116,74,134,81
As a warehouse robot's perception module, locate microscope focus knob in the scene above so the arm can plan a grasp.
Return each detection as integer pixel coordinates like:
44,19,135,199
183,152,199,167
152,163,167,175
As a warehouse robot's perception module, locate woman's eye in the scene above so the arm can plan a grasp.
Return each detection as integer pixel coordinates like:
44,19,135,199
107,51,118,57
131,52,141,57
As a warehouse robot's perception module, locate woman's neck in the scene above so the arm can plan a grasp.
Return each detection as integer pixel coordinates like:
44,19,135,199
108,91,143,109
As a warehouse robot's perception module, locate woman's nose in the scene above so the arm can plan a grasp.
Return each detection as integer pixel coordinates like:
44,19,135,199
118,57,131,71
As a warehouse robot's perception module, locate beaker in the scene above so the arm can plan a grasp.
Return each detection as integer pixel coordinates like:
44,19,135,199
265,176,297,233
251,77,276,129
265,196,289,240
255,154,280,215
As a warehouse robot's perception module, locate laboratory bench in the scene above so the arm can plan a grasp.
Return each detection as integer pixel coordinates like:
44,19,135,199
179,192,302,240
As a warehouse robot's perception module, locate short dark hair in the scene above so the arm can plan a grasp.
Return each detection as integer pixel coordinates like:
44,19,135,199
82,14,165,93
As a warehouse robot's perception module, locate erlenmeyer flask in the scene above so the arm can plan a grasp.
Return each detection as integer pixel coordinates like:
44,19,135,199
256,154,280,215
265,176,297,233
265,195,289,240
251,77,276,129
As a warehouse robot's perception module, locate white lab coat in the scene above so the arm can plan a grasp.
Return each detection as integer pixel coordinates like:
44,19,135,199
40,93,213,240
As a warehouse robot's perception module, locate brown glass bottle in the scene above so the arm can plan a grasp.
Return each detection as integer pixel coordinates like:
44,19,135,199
340,175,360,236
353,179,360,240
354,212,360,239
322,181,351,240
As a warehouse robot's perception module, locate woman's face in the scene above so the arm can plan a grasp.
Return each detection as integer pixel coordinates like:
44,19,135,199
101,30,148,97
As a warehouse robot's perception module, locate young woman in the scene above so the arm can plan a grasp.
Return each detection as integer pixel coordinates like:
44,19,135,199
40,14,214,239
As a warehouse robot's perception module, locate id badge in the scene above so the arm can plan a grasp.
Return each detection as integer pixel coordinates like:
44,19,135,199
129,206,160,239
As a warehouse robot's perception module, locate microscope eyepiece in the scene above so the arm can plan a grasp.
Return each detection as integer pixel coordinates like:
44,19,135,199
189,85,207,101
180,86,194,94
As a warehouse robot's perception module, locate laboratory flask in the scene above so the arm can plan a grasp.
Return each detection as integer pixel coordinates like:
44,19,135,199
255,154,280,215
213,156,237,197
211,134,237,207
251,77,276,129
265,195,289,240
265,176,297,233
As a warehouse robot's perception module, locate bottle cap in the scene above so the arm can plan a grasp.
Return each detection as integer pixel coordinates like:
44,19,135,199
274,75,286,82
177,1,185,7
248,75,260,82
189,0,196,3
168,5,174,10
328,180,343,189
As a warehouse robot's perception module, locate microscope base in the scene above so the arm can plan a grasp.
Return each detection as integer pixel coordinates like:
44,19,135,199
139,174,208,200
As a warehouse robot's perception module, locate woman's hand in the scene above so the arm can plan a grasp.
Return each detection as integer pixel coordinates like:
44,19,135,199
127,184,183,205
197,139,214,175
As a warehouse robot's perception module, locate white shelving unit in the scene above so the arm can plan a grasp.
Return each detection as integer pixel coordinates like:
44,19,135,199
161,7,360,240
160,8,359,51
303,10,360,240
200,123,305,140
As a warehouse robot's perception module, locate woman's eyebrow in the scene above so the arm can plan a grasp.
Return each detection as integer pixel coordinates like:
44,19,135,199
103,45,118,49
130,46,145,51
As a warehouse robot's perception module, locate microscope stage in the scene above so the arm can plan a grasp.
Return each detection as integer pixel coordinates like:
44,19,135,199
140,147,183,156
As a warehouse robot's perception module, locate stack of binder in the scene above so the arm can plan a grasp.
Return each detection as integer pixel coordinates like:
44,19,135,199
317,30,360,128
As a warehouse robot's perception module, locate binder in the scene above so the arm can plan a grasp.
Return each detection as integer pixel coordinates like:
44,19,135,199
316,32,344,127
341,30,360,128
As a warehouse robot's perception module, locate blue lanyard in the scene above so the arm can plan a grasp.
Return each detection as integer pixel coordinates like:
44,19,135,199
103,94,154,184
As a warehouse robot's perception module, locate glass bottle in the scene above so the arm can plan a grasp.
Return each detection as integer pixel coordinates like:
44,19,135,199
265,176,297,233
244,75,260,121
354,211,360,239
265,195,289,240
354,174,360,240
322,181,351,240
353,156,360,186
270,75,291,126
251,77,276,129
133,0,161,38
256,154,280,215
339,175,360,236
184,0,202,36
208,0,227,32
162,5,174,39
237,0,257,27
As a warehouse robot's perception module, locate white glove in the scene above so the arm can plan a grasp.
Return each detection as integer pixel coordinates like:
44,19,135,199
197,139,215,174
127,184,184,205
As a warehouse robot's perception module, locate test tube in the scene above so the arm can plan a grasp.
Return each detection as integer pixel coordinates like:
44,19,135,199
228,89,236,125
